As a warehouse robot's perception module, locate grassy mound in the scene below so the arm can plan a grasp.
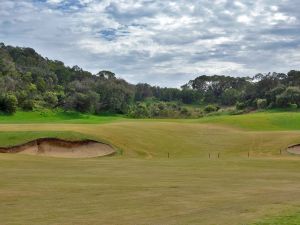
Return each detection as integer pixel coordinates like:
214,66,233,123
0,121,299,158
198,111,300,131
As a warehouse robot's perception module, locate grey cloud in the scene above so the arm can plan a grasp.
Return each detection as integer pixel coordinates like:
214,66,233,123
0,0,299,87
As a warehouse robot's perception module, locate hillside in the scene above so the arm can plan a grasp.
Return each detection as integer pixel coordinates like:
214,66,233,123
1,43,300,118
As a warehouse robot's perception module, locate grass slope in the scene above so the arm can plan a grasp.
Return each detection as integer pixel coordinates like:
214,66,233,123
0,111,125,124
0,131,92,147
198,111,300,131
2,110,300,131
0,122,300,157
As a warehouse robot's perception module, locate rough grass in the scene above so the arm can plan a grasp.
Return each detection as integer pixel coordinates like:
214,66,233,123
1,112,300,224
0,111,125,124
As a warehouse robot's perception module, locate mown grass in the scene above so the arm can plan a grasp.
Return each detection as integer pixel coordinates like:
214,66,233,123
1,156,300,225
198,111,300,131
0,112,300,224
254,211,300,225
3,110,300,132
1,122,300,158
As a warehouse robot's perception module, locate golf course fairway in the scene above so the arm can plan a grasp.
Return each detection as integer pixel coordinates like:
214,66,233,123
1,111,300,225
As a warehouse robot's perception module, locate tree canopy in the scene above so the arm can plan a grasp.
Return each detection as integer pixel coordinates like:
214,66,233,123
0,43,300,117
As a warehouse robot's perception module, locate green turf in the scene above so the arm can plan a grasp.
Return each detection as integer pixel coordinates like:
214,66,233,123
1,122,300,158
0,112,300,224
197,111,300,131
1,156,300,225
3,110,300,132
253,211,300,225
0,131,93,147
0,111,125,124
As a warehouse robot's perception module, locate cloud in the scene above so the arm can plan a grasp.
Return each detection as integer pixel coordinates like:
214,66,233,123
0,0,299,87
47,0,65,4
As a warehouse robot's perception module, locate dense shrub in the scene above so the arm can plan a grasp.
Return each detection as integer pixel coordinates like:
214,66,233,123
221,88,240,105
289,103,298,109
44,91,58,107
128,102,201,118
128,103,149,118
180,107,191,116
64,91,100,113
276,94,289,107
0,94,18,114
204,105,218,113
21,99,35,111
267,102,274,109
256,98,268,109
276,87,300,107
236,102,246,110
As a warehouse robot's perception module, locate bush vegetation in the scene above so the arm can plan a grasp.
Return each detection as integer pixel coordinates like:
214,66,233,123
128,102,202,118
1,43,300,118
204,105,219,113
0,94,18,114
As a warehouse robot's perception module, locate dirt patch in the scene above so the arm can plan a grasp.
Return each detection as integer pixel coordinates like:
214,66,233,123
0,138,116,158
287,145,300,155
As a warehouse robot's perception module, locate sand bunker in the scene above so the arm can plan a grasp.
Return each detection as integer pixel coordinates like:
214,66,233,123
287,145,300,155
0,138,115,158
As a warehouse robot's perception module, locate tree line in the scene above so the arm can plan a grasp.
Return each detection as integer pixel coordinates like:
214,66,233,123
185,71,300,110
0,43,300,117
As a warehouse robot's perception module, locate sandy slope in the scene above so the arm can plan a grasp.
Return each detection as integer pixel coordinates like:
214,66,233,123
0,138,115,158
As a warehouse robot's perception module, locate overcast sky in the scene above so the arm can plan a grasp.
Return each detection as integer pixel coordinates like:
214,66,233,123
0,0,299,87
